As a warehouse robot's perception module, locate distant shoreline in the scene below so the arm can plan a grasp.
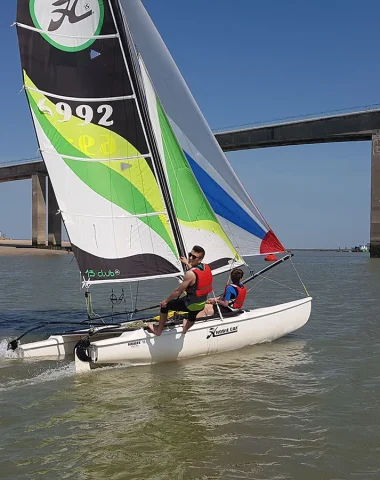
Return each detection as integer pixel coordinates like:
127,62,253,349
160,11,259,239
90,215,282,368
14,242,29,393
289,248,358,252
0,240,363,257
0,239,72,256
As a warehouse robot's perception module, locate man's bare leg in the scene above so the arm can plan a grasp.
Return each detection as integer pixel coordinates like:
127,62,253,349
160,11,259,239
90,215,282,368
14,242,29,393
147,312,168,336
182,319,195,335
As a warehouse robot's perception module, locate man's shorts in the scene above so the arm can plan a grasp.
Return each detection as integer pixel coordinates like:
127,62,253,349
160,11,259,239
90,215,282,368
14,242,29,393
160,298,202,322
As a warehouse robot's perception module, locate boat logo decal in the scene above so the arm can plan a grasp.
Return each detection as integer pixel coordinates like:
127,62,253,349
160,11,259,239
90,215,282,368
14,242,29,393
127,341,141,348
85,269,121,279
48,0,93,32
206,325,238,339
30,0,105,52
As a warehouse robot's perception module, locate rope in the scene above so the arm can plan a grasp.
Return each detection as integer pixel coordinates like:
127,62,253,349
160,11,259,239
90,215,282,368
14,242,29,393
247,275,306,296
134,282,140,312
210,289,224,321
7,319,114,350
290,257,310,296
246,275,267,292
244,255,310,297
110,289,126,321
83,303,160,323
129,284,135,320
85,291,105,323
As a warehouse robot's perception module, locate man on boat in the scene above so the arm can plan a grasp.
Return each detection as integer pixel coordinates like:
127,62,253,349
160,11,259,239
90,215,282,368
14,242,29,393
198,268,247,317
147,245,213,336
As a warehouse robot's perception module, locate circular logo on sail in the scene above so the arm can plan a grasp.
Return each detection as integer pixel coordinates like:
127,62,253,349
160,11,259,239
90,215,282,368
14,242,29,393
30,0,104,52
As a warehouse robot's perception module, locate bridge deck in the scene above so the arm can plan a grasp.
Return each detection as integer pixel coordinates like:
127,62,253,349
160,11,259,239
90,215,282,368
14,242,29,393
0,161,47,183
1,108,380,256
214,108,380,151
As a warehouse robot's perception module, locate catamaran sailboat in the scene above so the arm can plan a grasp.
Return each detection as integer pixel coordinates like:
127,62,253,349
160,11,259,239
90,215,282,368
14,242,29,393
9,0,312,372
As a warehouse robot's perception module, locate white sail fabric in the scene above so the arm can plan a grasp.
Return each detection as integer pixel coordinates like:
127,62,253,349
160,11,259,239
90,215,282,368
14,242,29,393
139,57,245,274
121,0,285,256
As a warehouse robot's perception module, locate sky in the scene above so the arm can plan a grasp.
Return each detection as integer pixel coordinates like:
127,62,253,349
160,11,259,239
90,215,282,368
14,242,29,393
0,0,378,249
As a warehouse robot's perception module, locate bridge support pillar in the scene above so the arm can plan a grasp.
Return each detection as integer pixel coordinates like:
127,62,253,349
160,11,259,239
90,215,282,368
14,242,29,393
32,173,46,246
48,178,61,246
371,134,380,257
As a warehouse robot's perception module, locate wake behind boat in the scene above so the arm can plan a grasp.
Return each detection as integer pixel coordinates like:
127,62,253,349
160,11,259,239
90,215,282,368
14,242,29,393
9,0,312,372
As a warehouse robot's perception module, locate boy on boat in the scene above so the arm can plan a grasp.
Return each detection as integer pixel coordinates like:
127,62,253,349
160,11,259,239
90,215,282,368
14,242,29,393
147,245,213,336
198,268,247,317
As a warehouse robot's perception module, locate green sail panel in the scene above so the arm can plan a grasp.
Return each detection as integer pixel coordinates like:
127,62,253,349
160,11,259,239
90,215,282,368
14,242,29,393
158,101,244,272
139,58,244,274
16,0,182,283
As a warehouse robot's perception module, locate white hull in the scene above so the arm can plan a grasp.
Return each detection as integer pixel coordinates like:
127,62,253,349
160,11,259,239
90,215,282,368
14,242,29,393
19,334,83,358
16,327,124,359
16,298,312,369
89,297,311,365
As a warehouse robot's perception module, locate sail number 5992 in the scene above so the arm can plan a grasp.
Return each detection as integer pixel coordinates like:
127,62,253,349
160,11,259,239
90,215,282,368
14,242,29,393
38,99,114,127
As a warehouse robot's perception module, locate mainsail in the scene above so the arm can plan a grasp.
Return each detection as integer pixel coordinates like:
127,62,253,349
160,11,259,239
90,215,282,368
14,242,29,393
121,0,286,257
16,0,244,285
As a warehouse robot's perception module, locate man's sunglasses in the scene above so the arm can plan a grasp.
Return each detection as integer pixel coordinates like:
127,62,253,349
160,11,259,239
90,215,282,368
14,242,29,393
188,252,201,260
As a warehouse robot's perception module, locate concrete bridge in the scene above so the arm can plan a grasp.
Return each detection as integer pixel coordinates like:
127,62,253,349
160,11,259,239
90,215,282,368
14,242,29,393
1,107,380,256
0,159,61,247
214,108,380,257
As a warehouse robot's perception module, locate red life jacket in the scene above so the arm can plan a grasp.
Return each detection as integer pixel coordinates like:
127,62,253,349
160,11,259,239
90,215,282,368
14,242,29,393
184,264,213,310
191,264,213,298
224,283,247,309
187,263,212,302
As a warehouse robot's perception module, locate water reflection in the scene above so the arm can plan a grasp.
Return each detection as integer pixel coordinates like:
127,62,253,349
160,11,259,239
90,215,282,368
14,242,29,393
2,338,316,479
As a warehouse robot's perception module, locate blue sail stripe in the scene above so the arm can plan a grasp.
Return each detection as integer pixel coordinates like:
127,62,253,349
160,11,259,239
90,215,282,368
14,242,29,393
184,152,266,240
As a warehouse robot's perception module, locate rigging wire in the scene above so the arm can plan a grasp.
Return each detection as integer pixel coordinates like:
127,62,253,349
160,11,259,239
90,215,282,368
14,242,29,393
242,254,310,297
7,301,162,351
134,281,140,312
246,274,306,296
289,256,310,296
6,320,114,351
82,302,160,324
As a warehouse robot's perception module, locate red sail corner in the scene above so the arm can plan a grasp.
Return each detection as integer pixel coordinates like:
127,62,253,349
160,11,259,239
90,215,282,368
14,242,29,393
260,230,286,254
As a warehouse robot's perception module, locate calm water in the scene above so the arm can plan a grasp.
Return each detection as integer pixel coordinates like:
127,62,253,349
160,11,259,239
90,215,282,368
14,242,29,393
0,251,379,479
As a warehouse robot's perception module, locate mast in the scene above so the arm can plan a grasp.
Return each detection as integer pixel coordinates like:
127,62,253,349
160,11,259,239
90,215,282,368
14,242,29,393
110,0,187,262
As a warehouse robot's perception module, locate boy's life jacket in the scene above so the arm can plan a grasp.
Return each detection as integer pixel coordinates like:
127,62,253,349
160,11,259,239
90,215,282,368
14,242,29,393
224,283,247,310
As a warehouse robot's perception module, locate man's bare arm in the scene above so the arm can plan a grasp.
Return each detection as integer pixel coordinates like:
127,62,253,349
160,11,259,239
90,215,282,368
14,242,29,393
163,271,195,304
207,296,229,307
